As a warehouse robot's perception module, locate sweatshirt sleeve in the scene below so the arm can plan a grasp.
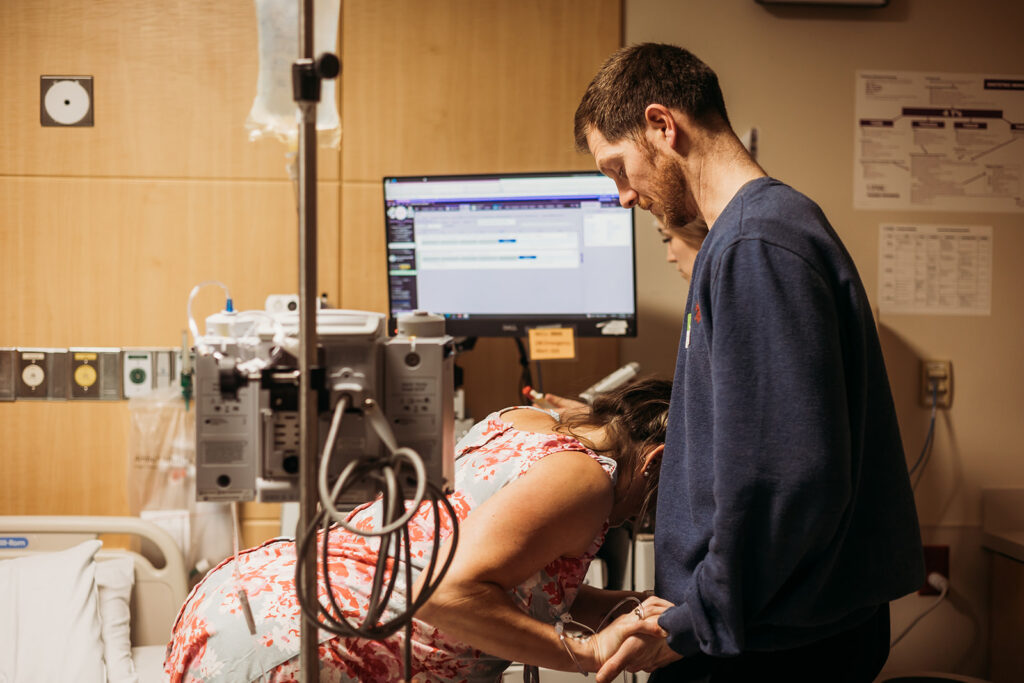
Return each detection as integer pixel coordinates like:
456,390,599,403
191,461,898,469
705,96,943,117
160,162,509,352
658,237,853,656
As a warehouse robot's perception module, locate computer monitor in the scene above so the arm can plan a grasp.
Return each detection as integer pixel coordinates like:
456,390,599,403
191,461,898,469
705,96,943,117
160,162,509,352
383,171,637,338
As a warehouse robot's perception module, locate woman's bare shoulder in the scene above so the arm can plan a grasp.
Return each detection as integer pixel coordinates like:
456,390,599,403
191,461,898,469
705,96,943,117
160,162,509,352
500,406,558,433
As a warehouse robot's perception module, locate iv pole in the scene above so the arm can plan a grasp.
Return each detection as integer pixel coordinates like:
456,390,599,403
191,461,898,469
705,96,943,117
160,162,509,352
293,0,339,678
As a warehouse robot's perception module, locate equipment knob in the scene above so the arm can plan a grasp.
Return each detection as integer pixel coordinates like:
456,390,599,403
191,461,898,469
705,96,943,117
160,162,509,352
317,53,340,79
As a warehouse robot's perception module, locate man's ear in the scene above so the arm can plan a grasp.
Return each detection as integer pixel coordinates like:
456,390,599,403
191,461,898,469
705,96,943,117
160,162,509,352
645,104,690,156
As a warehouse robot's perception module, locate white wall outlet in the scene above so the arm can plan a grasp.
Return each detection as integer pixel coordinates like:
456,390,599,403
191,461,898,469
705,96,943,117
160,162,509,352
40,75,94,127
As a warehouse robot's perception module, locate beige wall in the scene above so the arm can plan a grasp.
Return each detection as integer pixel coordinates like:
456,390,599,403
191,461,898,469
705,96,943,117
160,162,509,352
623,0,1024,678
0,0,623,533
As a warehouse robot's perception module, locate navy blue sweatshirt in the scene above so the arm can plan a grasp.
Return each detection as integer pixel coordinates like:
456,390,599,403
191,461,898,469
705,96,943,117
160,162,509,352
656,177,924,657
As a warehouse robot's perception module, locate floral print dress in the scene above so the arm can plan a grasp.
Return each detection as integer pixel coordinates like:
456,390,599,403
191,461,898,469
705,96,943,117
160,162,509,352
164,406,618,682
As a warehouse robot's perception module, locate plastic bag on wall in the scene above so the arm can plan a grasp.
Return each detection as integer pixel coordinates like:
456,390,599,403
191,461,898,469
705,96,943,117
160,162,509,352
246,0,342,150
127,387,233,584
127,387,193,515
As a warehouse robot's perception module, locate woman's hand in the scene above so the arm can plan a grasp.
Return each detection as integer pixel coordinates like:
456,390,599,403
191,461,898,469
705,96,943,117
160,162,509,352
589,596,681,682
586,608,648,672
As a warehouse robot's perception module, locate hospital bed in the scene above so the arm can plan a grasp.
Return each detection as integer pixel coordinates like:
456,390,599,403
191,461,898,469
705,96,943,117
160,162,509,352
0,515,189,683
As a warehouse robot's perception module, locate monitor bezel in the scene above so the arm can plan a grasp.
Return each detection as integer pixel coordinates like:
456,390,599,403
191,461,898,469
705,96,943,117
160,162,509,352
382,170,637,338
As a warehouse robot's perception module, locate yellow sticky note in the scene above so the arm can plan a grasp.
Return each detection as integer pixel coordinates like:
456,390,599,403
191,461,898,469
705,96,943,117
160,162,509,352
527,327,576,360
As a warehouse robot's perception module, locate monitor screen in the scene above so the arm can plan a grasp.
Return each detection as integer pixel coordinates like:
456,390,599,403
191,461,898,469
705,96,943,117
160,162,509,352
383,171,636,338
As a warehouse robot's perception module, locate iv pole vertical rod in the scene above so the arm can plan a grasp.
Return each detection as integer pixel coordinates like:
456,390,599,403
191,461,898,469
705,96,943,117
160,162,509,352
297,0,319,680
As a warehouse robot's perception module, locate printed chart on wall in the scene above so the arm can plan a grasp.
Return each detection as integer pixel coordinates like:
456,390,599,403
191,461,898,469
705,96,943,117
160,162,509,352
855,71,1024,212
878,224,992,316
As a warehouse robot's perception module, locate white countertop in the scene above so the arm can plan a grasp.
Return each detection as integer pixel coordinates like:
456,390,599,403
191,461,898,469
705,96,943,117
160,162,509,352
982,529,1024,563
981,489,1024,563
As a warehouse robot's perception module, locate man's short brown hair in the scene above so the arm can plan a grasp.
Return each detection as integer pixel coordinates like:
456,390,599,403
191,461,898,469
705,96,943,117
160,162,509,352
574,43,730,153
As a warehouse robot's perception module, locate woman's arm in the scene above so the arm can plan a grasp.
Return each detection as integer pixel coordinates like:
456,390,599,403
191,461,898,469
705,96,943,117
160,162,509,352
413,450,620,672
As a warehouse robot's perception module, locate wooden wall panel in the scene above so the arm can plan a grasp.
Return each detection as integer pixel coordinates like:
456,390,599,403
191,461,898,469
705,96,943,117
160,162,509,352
0,0,338,180
0,178,340,347
240,502,284,549
0,402,130,515
341,0,622,180
338,0,625,416
0,0,624,522
340,181,388,314
0,177,339,516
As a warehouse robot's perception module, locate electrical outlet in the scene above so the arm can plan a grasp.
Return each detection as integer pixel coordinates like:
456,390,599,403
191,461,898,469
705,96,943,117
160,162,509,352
920,545,949,595
920,360,953,409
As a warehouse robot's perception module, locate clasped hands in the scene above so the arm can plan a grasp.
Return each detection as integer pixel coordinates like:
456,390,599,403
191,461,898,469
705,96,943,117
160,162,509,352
589,595,682,682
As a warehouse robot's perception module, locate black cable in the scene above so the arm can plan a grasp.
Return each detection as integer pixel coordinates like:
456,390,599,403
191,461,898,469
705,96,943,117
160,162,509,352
363,467,400,627
909,381,938,488
403,524,414,682
513,337,533,404
294,472,459,643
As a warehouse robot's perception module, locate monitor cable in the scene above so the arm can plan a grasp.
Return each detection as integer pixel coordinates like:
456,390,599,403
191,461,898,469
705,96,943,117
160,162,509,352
294,395,458,682
909,379,939,489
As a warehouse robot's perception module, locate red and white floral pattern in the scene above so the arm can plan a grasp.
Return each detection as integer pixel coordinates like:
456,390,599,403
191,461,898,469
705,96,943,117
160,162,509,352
165,407,617,682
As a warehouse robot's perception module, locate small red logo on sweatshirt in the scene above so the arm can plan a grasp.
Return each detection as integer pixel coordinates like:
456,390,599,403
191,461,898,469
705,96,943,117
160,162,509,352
694,303,702,324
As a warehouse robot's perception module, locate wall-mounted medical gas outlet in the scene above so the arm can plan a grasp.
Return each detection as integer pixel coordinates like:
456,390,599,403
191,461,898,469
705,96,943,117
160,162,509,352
69,348,122,400
16,348,69,400
0,348,16,401
920,360,953,409
123,350,152,398
40,76,94,127
122,348,177,398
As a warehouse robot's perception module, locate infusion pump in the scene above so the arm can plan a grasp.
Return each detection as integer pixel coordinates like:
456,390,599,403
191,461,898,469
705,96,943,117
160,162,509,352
194,309,455,504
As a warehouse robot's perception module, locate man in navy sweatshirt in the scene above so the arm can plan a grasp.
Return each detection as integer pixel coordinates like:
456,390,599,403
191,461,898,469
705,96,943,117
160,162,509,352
574,43,924,682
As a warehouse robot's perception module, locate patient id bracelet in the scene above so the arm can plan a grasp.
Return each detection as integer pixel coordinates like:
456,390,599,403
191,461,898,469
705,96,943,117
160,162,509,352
555,613,590,677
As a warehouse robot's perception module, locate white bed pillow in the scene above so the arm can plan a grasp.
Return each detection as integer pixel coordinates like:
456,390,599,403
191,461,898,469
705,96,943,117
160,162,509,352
0,539,106,683
96,556,139,683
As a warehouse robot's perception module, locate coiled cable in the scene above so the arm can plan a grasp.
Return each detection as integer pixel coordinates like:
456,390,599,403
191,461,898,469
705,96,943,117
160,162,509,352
293,394,459,679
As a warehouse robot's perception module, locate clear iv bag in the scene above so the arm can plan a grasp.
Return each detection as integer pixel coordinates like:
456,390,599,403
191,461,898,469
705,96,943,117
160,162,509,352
246,0,342,150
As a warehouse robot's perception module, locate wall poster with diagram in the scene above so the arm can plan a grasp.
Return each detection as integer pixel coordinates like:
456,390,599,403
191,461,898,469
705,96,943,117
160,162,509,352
855,71,1024,212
